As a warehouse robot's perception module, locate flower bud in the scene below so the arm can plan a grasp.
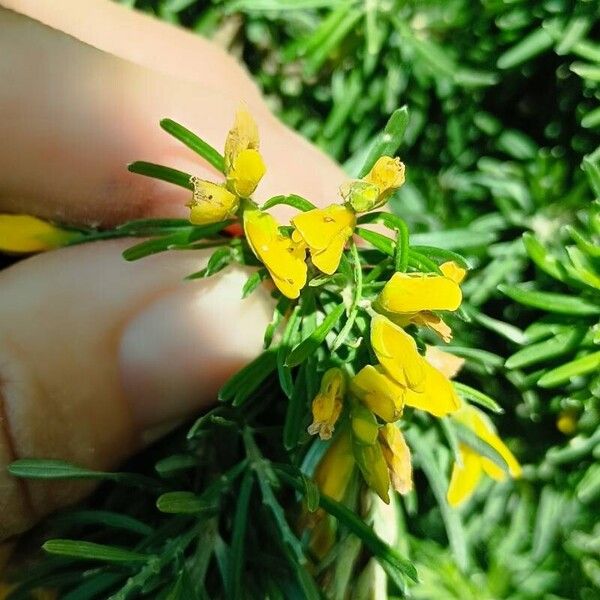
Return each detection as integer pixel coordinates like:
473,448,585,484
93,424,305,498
188,178,239,225
308,368,347,440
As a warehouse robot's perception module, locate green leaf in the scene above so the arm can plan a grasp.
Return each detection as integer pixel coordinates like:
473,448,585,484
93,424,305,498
405,430,471,571
499,284,600,316
278,305,302,398
122,224,228,261
453,423,510,473
218,348,278,405
522,232,567,281
261,194,317,212
410,245,470,269
229,470,253,600
355,227,394,255
156,491,217,514
242,268,269,298
301,474,320,513
358,106,409,177
453,382,504,414
43,540,150,563
497,27,554,69
155,454,198,476
186,246,232,279
286,303,345,367
128,161,194,189
537,351,600,388
283,364,308,451
8,459,160,489
410,228,498,250
160,118,225,172
50,510,152,536
505,328,586,370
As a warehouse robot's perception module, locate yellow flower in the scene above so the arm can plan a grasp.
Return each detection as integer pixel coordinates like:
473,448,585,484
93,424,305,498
379,424,413,495
350,365,405,422
370,315,425,391
308,368,346,440
314,428,355,502
291,204,356,275
375,261,466,342
188,177,239,225
404,360,461,417
376,271,462,314
224,108,266,198
370,316,460,417
353,440,391,504
341,156,405,212
425,346,465,379
0,215,74,254
440,260,467,284
447,403,522,507
243,209,307,299
556,409,578,435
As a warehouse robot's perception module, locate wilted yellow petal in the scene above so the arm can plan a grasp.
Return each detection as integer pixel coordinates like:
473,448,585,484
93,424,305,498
404,359,461,417
447,444,482,507
350,365,405,422
379,424,413,495
223,108,265,197
224,107,259,171
413,311,453,342
376,271,462,314
440,261,467,284
424,346,465,379
189,178,239,225
314,429,355,502
353,441,390,504
243,209,307,299
0,215,74,253
363,156,405,197
370,316,425,391
291,204,356,275
308,368,346,440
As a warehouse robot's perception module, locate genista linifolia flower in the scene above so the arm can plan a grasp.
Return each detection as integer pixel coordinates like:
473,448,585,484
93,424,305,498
188,177,239,225
341,156,405,212
0,215,74,253
350,365,405,423
371,316,460,417
374,261,466,343
314,428,355,503
447,403,522,507
308,368,347,440
223,107,266,198
353,438,391,504
291,204,356,275
243,209,307,299
379,424,413,495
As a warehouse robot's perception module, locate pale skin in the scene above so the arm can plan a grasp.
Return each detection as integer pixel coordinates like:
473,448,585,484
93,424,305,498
0,0,345,540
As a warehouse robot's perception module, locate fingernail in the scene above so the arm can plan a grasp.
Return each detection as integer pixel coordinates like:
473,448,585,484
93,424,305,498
119,268,272,432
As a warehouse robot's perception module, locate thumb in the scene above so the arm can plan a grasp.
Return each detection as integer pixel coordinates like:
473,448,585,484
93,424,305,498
0,240,272,540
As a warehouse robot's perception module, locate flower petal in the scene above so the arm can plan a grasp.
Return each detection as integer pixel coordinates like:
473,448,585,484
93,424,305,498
370,315,425,391
243,210,307,299
314,429,355,502
292,205,356,252
404,360,461,417
376,271,462,314
350,365,405,422
0,215,74,253
189,178,239,225
227,148,266,198
447,444,483,507
440,261,467,284
379,424,413,495
224,107,260,172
